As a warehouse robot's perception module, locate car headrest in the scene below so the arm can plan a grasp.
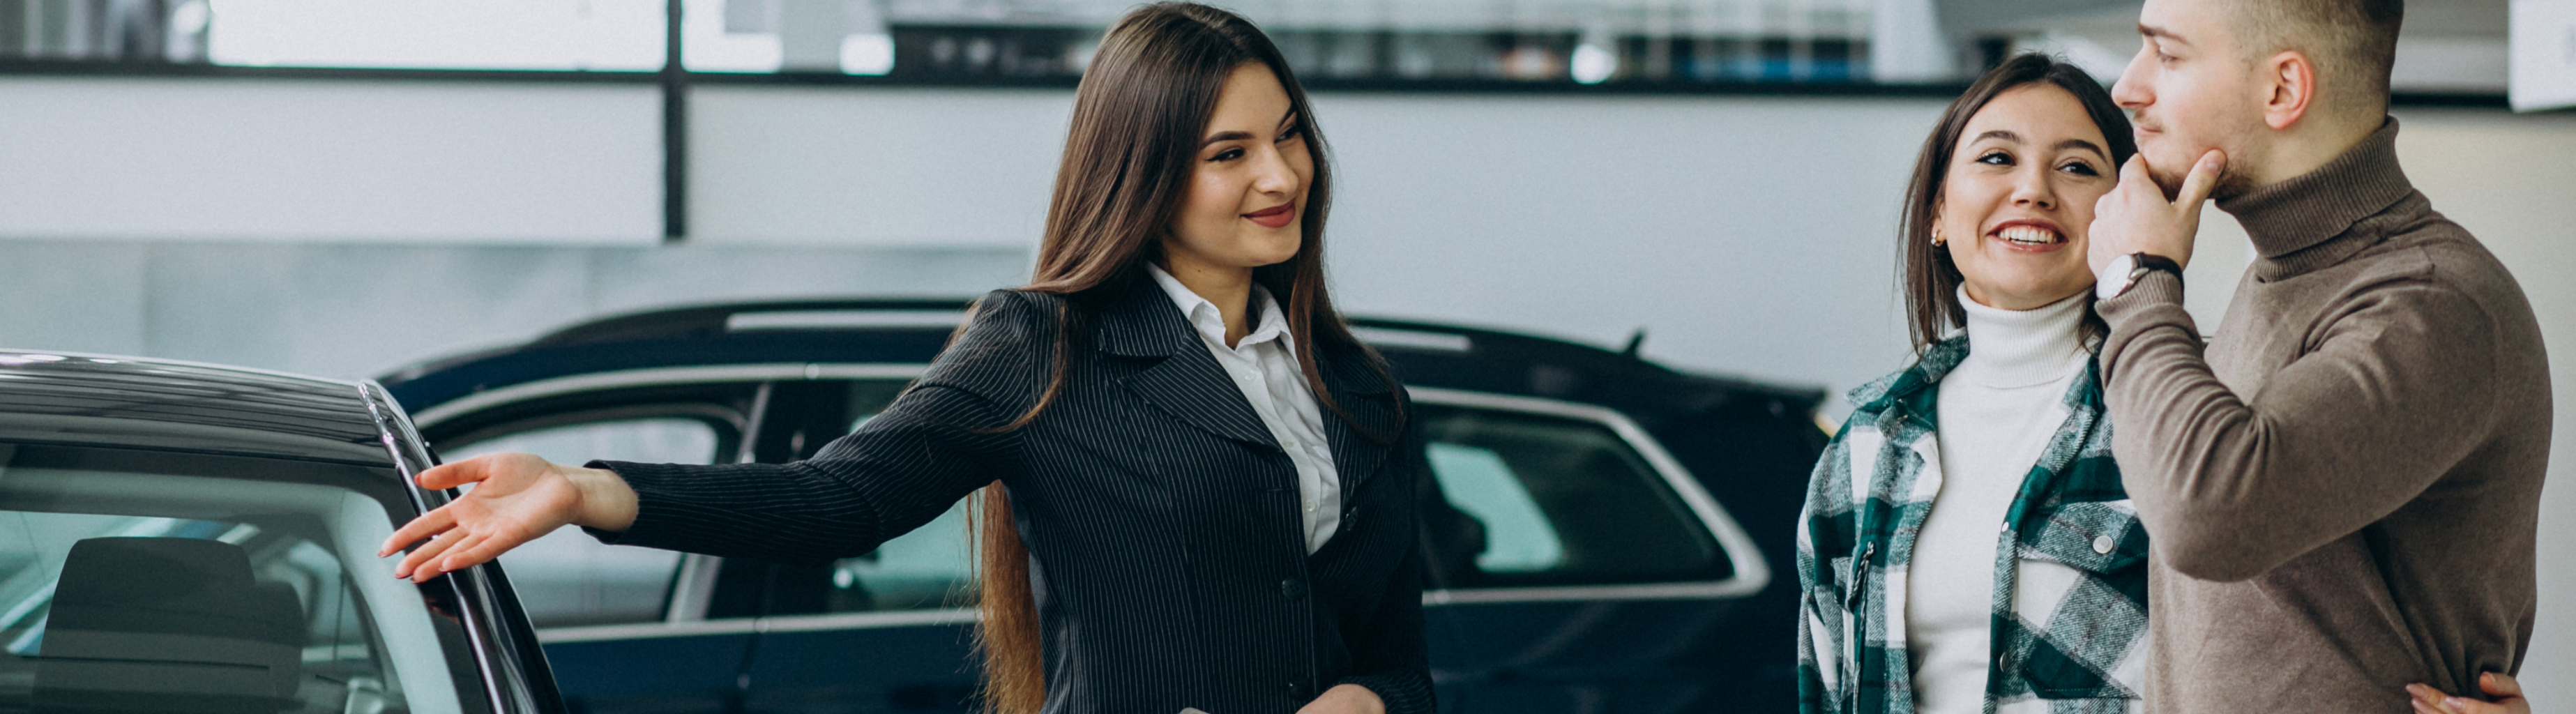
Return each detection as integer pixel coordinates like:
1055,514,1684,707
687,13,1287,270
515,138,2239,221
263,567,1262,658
33,536,306,714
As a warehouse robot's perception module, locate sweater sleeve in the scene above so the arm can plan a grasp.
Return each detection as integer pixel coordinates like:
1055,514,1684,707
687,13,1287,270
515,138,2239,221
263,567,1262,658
582,290,1051,563
2093,271,2501,582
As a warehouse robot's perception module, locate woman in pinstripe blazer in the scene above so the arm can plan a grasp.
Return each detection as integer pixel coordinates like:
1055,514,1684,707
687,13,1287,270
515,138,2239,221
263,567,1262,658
377,5,1430,714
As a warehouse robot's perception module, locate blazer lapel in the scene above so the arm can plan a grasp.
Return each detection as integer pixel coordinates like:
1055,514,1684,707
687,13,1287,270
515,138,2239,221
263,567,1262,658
1317,344,1401,498
1096,283,1280,450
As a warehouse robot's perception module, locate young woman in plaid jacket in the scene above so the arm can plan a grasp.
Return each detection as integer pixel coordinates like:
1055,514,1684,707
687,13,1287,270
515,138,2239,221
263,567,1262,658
1797,54,2148,714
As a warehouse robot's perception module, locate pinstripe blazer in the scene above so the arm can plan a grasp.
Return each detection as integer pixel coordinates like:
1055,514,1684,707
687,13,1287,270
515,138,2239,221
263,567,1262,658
588,282,1434,714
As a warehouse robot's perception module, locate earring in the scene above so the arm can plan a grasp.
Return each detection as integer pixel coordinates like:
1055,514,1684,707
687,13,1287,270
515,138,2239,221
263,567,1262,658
1931,228,1946,247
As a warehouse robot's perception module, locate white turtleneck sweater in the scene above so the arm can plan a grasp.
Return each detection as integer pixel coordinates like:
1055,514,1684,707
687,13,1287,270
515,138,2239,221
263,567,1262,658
1907,288,2091,714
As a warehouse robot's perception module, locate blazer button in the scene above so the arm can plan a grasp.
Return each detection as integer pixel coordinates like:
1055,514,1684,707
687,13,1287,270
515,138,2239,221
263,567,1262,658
1280,578,1308,600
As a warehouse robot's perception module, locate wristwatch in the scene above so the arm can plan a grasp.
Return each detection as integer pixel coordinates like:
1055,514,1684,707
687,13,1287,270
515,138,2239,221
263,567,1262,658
2096,252,2183,301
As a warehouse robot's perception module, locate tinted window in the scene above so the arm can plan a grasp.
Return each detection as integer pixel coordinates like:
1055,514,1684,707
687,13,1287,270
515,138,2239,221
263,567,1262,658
1415,402,1729,589
0,443,482,714
445,418,720,628
823,380,975,614
722,379,976,618
824,501,974,613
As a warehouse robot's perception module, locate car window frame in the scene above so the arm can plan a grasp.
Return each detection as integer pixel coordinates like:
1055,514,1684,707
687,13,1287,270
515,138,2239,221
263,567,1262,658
363,380,565,714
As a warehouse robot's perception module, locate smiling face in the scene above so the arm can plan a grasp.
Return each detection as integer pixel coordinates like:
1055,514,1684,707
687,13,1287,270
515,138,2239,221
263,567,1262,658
1162,63,1312,275
1935,84,2120,310
2112,0,2266,195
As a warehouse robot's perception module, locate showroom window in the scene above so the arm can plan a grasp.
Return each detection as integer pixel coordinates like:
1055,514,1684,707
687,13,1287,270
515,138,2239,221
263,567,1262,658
3,0,1878,86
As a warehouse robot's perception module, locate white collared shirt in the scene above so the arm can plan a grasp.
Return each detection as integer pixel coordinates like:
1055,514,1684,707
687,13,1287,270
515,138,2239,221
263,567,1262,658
1148,264,1340,554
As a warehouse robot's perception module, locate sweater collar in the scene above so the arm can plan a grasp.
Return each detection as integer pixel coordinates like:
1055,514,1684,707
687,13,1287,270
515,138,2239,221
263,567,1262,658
2215,118,2415,276
1955,287,2089,388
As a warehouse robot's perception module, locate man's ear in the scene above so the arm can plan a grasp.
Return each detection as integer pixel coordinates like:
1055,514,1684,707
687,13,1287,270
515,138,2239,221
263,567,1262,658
2259,50,2314,131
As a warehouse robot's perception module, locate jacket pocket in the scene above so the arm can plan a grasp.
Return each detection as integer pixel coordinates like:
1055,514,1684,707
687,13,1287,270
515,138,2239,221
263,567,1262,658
2013,501,2149,702
2019,501,2145,574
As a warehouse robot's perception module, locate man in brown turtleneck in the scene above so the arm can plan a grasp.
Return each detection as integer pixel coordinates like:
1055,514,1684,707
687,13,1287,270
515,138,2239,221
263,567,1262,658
2079,0,2550,712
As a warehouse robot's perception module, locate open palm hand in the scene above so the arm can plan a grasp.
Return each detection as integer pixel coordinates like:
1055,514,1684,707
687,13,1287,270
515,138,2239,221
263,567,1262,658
377,453,606,582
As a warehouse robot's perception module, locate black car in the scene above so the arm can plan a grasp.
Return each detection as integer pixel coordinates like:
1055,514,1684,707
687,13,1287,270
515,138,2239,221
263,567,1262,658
379,299,1828,714
0,351,563,714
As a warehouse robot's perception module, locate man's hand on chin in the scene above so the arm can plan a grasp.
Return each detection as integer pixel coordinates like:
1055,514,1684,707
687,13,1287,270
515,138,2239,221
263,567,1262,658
2087,149,2227,279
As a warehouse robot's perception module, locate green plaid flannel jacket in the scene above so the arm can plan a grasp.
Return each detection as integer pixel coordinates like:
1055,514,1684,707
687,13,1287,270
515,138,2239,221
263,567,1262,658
1796,336,2148,714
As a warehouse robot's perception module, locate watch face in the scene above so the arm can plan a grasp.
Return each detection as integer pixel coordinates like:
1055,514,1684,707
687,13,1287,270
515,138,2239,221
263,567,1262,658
2107,253,2137,278
2097,255,2137,301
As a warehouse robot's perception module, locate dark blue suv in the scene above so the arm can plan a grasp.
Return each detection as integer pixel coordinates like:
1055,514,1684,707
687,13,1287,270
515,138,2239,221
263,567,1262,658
377,300,1826,714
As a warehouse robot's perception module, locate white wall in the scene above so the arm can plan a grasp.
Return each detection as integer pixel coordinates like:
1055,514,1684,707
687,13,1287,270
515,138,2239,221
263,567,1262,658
0,77,662,243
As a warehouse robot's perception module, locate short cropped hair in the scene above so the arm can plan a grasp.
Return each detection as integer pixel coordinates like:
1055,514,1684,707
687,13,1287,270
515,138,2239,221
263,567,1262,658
2235,0,2405,109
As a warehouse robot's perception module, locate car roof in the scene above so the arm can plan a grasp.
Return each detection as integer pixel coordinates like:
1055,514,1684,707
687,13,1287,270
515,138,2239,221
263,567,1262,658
379,297,1825,423
0,350,399,466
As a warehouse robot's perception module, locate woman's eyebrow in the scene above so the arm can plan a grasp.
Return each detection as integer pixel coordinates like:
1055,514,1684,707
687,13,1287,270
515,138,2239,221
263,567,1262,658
2056,138,2108,159
1974,130,2022,144
1201,111,1300,147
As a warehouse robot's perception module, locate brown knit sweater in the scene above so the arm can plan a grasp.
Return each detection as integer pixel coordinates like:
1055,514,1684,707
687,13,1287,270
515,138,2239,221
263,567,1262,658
2095,119,2550,713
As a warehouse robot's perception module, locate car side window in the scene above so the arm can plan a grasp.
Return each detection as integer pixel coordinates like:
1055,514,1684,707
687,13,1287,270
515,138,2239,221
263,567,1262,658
825,501,976,612
824,379,976,613
1414,401,1732,590
443,417,723,628
708,379,980,619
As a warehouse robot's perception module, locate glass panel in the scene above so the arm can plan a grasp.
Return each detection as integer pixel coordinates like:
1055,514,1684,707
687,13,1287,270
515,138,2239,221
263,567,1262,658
826,379,974,613
203,0,667,70
1423,443,1565,572
678,0,1873,84
1416,403,1728,588
0,445,478,714
825,501,974,613
444,418,722,628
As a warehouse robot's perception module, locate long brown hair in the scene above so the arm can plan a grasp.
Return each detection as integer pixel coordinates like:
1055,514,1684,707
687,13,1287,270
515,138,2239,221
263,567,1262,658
968,5,1396,712
1899,53,2135,351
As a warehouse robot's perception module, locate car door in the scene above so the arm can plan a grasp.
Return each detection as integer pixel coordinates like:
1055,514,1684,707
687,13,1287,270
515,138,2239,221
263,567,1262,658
427,380,764,714
1406,388,1770,714
728,377,984,714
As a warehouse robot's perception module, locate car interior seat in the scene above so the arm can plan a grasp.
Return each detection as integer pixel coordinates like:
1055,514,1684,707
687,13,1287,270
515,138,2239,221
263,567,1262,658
33,536,305,714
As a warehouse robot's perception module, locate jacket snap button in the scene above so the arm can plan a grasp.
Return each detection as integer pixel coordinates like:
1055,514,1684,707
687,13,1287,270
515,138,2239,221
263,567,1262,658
2093,535,2115,555
1280,578,1308,600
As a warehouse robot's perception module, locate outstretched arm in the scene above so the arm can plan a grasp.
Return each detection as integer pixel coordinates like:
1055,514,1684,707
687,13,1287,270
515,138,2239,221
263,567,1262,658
380,289,1051,577
379,381,1017,579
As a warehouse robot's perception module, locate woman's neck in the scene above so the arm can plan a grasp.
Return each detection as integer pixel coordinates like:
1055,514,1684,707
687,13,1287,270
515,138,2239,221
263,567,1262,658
1955,286,2088,388
1156,255,1256,346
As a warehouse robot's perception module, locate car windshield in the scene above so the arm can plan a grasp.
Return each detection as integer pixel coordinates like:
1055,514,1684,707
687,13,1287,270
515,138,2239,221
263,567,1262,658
0,442,487,714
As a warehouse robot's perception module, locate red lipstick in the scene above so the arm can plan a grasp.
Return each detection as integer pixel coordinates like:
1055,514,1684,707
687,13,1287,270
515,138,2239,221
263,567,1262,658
1243,202,1296,229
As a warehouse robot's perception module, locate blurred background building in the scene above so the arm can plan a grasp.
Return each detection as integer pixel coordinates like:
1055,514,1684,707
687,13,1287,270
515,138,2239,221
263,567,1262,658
0,0,2520,89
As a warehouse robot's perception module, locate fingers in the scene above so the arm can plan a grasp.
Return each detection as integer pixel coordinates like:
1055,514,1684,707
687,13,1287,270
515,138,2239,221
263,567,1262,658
432,528,522,572
2119,154,2155,196
379,505,457,557
427,531,498,581
2482,672,2522,699
396,529,468,580
415,456,492,491
2174,149,2227,206
2408,678,2526,714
